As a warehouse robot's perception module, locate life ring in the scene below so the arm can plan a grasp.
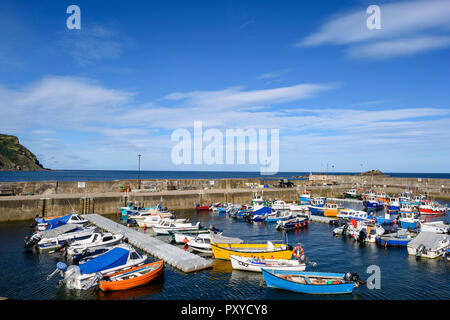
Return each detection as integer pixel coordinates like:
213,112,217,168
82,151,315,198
293,246,304,258
183,237,189,244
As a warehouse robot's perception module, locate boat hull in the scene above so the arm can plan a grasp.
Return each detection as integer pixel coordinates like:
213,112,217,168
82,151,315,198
262,269,356,295
210,243,292,261
230,255,305,272
99,260,164,292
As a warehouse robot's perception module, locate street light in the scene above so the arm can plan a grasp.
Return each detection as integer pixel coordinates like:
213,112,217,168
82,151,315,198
138,154,142,190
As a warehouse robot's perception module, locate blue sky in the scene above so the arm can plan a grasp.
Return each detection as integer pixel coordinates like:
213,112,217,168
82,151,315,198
0,0,449,173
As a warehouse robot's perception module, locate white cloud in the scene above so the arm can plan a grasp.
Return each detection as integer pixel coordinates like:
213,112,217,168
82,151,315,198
297,0,450,59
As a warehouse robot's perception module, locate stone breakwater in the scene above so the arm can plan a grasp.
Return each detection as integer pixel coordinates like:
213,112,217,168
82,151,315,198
0,175,449,222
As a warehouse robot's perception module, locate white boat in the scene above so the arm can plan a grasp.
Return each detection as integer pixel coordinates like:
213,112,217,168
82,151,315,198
407,232,450,259
28,225,97,251
230,255,306,272
187,234,213,253
66,233,124,256
37,213,89,231
137,214,187,228
337,209,373,221
288,202,309,211
420,221,450,234
266,210,292,222
51,244,147,290
271,200,290,210
152,218,201,235
352,222,385,243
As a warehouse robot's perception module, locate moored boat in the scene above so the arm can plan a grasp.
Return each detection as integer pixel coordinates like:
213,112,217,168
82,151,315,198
261,269,363,295
66,233,124,256
407,232,450,259
230,255,306,272
276,217,309,231
151,219,201,235
50,245,148,290
210,241,293,261
36,213,88,231
98,260,164,292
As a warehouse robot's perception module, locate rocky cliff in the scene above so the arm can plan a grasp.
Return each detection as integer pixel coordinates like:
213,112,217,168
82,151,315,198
0,134,47,171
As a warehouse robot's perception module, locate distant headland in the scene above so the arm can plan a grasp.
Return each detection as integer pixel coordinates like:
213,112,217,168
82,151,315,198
0,134,48,171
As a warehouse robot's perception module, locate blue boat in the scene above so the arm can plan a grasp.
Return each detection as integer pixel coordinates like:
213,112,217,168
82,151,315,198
266,211,292,223
376,229,414,246
261,269,361,294
38,214,73,230
375,212,396,225
276,217,309,231
251,206,272,222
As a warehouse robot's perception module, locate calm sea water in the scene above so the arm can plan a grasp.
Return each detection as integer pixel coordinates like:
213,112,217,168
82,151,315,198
0,170,450,182
0,202,449,300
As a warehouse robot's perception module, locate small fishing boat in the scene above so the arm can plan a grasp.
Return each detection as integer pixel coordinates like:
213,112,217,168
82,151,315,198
376,229,416,246
386,197,400,212
71,246,114,264
337,209,373,222
276,217,309,231
363,196,382,210
137,214,187,228
420,221,450,234
36,213,88,231
353,222,385,243
299,191,311,205
271,200,290,210
210,241,293,261
289,202,309,211
407,232,450,259
195,204,211,211
266,210,292,223
375,212,396,225
49,245,147,290
98,260,164,292
25,225,97,252
322,203,343,217
230,255,306,272
250,206,272,222
309,197,326,207
66,233,124,256
344,189,361,199
418,200,447,215
397,216,420,230
151,219,201,235
170,226,222,244
261,269,363,295
187,234,213,253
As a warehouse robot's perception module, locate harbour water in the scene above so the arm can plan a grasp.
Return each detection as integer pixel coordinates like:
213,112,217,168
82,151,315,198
1,202,449,300
1,170,450,182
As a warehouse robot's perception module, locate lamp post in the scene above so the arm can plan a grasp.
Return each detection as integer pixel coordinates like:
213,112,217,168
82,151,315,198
138,154,142,190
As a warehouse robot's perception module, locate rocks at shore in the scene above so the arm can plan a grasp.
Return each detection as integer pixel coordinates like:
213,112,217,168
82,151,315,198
360,169,389,177
0,134,47,171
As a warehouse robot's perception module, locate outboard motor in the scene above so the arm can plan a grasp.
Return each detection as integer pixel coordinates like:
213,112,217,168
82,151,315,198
344,272,360,283
358,229,367,243
416,244,426,257
342,224,349,236
24,234,40,249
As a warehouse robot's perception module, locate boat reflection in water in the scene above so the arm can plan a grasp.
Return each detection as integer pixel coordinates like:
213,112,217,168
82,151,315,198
97,276,164,300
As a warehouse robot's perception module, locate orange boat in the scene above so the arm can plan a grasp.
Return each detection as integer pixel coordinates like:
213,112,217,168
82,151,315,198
98,260,164,292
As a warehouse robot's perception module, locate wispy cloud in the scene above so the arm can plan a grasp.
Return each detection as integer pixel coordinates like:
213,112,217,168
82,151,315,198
59,25,124,66
296,0,450,59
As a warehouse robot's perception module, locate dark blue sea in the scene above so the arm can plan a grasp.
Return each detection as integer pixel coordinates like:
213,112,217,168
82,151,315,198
1,170,450,182
1,202,449,300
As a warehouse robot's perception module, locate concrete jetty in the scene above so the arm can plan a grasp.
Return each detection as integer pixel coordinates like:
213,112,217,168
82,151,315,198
82,214,213,273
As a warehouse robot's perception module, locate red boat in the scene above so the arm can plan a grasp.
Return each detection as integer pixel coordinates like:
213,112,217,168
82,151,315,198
196,204,210,211
419,201,447,215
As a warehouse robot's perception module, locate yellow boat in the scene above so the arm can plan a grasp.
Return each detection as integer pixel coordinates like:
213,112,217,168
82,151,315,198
210,241,293,261
323,203,343,217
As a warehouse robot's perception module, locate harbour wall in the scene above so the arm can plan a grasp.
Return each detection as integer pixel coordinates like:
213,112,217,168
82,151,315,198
0,175,449,222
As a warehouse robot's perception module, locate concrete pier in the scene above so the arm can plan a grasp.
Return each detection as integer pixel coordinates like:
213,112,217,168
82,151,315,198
82,214,213,273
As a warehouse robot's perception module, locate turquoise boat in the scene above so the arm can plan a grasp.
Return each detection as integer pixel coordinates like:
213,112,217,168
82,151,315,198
261,269,362,294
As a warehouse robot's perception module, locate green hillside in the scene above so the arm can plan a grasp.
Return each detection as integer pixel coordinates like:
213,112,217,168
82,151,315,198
0,134,47,171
